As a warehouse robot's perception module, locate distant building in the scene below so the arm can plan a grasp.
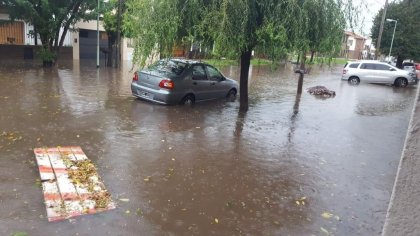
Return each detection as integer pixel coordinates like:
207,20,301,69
362,37,376,60
341,31,367,60
0,8,133,62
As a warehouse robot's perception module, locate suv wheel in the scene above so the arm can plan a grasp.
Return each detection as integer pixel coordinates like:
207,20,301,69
394,78,408,88
348,76,360,85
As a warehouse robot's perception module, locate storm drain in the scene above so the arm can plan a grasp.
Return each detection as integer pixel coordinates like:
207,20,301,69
34,146,115,222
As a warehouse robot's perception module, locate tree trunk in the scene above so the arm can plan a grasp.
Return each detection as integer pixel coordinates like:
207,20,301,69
297,51,306,94
296,53,300,64
107,32,116,67
310,51,315,63
34,26,38,46
239,50,252,112
396,54,403,69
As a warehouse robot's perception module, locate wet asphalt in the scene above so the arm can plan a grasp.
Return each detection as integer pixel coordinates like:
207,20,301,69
0,60,417,236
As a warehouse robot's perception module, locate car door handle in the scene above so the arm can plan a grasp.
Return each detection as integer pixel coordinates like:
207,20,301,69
211,82,216,85
193,82,197,85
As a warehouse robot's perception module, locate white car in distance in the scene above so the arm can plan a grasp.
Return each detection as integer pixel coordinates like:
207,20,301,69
341,61,418,87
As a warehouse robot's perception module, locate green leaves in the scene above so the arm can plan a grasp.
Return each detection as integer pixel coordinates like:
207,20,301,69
371,0,420,61
124,0,181,66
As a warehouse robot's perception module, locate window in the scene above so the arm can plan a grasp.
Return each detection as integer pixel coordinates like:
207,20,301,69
349,63,360,68
348,39,353,47
149,59,187,76
192,65,207,80
205,66,223,81
375,64,391,71
360,63,376,70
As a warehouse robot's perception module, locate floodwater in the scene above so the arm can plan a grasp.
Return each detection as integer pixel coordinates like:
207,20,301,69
0,60,417,235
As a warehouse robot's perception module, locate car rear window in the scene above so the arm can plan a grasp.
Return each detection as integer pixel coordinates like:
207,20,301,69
349,63,359,68
403,62,414,67
149,59,187,76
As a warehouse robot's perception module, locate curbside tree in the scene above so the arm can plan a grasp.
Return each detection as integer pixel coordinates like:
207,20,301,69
3,0,97,66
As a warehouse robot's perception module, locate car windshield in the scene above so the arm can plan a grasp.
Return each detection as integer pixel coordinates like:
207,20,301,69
148,59,187,76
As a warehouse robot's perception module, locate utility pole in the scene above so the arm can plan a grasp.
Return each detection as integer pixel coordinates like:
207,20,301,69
375,0,388,60
115,0,122,68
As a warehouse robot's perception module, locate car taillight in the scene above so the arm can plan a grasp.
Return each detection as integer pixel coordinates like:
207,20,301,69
343,69,348,75
133,72,139,81
159,79,174,89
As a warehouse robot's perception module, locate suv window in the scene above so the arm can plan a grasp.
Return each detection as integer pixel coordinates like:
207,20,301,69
375,64,391,71
349,63,360,68
360,63,376,70
403,62,414,67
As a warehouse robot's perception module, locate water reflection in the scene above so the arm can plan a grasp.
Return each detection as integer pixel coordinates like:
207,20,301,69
0,60,416,235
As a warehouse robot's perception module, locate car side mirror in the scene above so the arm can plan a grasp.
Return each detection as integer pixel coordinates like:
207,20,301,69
389,68,396,71
219,77,226,81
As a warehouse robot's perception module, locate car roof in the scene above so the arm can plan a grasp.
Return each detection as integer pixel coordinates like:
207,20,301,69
352,60,394,65
170,58,202,65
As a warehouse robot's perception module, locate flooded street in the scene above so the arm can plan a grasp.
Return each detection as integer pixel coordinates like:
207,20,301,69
0,60,417,235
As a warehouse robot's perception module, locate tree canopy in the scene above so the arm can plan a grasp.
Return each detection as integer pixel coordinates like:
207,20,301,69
124,0,348,110
371,0,420,67
3,0,97,64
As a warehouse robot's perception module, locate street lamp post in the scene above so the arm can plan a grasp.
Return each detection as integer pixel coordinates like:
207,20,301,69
386,18,397,61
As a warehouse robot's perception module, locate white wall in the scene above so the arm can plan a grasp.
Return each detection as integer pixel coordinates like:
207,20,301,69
347,36,356,51
74,20,105,31
24,23,72,46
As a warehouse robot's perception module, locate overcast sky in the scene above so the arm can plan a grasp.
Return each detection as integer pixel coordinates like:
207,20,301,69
353,0,385,36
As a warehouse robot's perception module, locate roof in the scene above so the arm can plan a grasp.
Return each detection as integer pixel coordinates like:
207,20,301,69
344,31,367,40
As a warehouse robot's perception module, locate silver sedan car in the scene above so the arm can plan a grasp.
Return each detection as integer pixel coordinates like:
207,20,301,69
131,59,239,105
341,61,418,87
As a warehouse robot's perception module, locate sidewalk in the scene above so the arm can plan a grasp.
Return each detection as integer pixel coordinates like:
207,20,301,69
382,85,420,236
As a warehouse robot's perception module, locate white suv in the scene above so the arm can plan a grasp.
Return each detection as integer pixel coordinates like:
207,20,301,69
341,61,418,87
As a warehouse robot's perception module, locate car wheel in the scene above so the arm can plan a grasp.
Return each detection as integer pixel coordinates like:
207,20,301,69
226,89,237,101
394,78,408,88
181,94,195,105
348,76,360,85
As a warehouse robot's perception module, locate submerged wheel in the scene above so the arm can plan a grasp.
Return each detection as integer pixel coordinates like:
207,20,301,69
394,78,408,88
181,94,195,105
226,89,237,101
348,76,360,85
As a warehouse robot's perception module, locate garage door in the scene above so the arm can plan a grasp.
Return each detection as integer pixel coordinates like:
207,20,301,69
0,21,24,45
79,29,108,59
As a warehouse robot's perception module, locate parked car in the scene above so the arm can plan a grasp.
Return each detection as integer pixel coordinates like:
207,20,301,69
402,62,416,74
131,58,239,105
341,61,418,87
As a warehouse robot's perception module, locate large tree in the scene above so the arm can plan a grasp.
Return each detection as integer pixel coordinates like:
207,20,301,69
3,0,97,66
103,0,127,67
371,0,420,68
124,0,348,111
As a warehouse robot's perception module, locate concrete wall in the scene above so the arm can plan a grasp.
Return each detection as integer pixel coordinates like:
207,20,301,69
0,45,72,60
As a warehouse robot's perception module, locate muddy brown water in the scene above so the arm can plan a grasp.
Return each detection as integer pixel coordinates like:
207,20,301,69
0,60,417,235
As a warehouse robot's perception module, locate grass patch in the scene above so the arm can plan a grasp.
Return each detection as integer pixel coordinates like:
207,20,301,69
204,57,348,67
203,58,274,67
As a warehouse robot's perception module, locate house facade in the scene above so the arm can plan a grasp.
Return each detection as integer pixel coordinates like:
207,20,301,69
340,31,367,60
0,9,133,63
